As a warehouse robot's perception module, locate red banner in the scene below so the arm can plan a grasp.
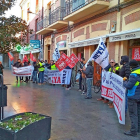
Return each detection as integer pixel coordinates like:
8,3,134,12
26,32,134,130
7,52,14,61
55,53,68,71
132,48,140,60
30,52,36,62
68,53,79,68
23,55,28,63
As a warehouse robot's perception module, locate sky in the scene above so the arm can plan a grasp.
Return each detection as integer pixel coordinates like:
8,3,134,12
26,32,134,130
5,0,21,18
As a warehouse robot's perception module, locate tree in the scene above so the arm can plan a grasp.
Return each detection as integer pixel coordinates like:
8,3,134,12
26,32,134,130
0,0,32,53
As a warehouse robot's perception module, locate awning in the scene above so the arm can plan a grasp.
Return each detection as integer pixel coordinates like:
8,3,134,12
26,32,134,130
109,28,140,42
20,49,40,55
68,36,107,48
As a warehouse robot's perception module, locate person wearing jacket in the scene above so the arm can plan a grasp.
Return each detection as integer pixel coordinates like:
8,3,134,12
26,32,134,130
0,61,4,75
24,60,29,83
50,60,57,70
38,59,45,85
109,59,120,74
33,60,38,84
81,61,94,99
123,59,140,137
13,59,23,83
120,55,131,114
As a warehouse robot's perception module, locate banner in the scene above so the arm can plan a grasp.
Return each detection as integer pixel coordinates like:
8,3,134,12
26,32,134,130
30,52,36,62
11,66,34,76
85,37,109,68
68,53,79,68
55,53,69,71
44,68,71,84
7,52,14,61
132,48,140,60
101,71,126,124
23,55,28,63
53,46,60,61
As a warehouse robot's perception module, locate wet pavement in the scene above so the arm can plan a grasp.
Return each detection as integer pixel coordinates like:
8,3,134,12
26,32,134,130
3,69,140,140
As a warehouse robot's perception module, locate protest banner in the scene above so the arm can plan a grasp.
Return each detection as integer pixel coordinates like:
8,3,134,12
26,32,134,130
53,46,60,61
101,71,126,125
11,65,34,76
85,37,109,68
23,55,28,63
7,52,14,61
44,68,71,84
55,53,69,71
68,53,79,68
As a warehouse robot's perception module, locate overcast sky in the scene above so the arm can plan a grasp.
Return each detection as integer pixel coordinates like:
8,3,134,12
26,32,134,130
5,0,21,18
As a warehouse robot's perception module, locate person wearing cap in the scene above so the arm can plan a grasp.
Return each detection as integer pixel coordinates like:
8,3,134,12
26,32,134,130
123,59,140,137
109,59,120,74
38,59,45,85
81,61,94,99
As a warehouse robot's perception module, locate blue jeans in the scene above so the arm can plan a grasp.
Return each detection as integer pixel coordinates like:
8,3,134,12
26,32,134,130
33,71,37,82
38,71,44,84
86,78,92,98
79,74,82,90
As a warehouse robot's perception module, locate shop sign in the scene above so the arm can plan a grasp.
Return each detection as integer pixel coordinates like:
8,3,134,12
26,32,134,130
109,31,140,42
57,41,66,48
132,48,140,61
30,40,40,49
68,37,106,48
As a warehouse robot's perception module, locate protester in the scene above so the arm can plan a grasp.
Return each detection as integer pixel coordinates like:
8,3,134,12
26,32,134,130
13,59,23,83
108,59,120,108
50,60,57,70
123,59,140,137
24,59,29,83
81,60,87,95
44,60,49,67
38,59,45,85
65,66,72,90
119,55,131,114
28,61,31,81
81,61,93,99
0,61,4,75
33,60,38,84
79,58,85,91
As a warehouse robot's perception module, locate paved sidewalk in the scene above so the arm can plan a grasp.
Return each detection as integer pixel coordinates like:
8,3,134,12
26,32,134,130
2,69,140,140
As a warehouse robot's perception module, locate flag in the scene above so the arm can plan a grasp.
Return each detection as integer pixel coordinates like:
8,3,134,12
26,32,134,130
23,55,28,63
30,52,33,61
53,45,60,61
68,53,79,68
85,37,109,68
7,52,14,61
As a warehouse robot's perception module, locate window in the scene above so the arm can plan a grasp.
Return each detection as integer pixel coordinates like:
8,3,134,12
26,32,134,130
36,0,39,13
72,0,85,12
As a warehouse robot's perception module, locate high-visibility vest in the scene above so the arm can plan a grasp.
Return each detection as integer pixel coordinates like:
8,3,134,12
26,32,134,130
38,62,45,72
131,69,140,86
109,66,120,73
51,64,57,70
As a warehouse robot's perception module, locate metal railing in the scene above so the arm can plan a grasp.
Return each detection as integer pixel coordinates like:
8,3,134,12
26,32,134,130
65,0,109,16
49,6,66,25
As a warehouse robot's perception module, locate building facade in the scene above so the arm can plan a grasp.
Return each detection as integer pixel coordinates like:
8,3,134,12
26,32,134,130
20,0,140,83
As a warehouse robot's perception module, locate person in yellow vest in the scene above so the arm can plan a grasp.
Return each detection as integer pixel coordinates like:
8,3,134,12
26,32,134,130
38,59,45,85
50,60,57,70
109,59,120,75
123,59,140,137
108,59,120,108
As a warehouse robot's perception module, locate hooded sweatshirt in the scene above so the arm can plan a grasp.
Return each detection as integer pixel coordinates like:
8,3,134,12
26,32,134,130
123,66,140,100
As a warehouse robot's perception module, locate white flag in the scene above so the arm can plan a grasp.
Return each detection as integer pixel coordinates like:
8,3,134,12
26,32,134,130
85,37,109,68
53,45,60,61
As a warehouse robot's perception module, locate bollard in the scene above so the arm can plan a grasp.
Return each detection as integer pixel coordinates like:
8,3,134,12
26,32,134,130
138,102,140,133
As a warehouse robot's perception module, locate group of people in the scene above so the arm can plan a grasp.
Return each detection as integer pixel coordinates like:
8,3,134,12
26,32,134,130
13,58,57,85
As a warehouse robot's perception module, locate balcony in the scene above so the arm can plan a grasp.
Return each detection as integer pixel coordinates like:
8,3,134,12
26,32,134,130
48,7,68,29
36,16,54,35
64,0,110,21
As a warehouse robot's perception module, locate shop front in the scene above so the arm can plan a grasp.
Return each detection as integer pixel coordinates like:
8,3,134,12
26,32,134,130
68,36,106,84
109,28,140,64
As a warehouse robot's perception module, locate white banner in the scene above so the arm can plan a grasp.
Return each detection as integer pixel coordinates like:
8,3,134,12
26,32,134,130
11,66,34,76
53,45,60,61
101,71,126,124
85,37,109,68
44,68,72,84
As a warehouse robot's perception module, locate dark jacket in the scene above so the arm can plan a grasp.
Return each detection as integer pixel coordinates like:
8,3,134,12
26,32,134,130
109,63,120,75
0,64,4,75
123,67,140,100
24,62,28,66
33,62,38,71
119,56,131,78
82,65,94,78
13,62,22,68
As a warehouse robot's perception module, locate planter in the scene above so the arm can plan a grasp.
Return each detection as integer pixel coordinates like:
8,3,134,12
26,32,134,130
0,112,51,140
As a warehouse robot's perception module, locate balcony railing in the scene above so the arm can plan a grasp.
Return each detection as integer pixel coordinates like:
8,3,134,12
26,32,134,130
49,6,66,25
65,0,109,16
37,16,49,32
